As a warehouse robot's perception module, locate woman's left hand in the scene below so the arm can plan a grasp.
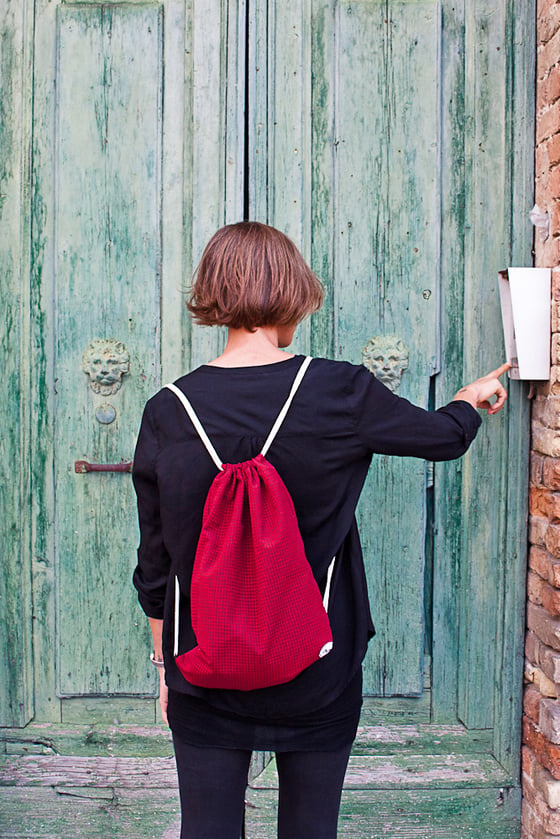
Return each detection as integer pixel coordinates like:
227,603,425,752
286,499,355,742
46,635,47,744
158,668,169,726
453,362,511,415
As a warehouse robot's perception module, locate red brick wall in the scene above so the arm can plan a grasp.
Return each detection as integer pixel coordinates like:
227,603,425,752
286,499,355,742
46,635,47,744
523,2,560,836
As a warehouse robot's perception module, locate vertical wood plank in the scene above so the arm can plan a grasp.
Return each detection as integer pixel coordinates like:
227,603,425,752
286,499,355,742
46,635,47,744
160,0,188,381
248,0,268,222
250,0,313,352
187,0,245,369
0,0,34,726
457,0,511,729
433,0,532,740
310,0,336,359
224,0,246,225
31,0,60,722
54,4,163,695
492,0,534,777
265,0,312,248
166,0,246,377
329,0,441,695
431,0,467,723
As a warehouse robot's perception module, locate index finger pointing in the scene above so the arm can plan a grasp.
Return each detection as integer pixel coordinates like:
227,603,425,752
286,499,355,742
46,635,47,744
488,362,511,379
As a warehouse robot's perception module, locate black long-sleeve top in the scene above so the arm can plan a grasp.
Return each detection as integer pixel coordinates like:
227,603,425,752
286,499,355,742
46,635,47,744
132,355,481,728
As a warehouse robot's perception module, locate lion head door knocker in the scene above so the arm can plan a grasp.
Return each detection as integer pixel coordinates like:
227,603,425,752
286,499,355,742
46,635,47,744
362,335,409,392
82,339,131,424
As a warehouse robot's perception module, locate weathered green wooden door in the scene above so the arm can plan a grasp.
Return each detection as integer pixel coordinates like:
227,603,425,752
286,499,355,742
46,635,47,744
1,0,533,835
16,0,246,726
246,0,533,834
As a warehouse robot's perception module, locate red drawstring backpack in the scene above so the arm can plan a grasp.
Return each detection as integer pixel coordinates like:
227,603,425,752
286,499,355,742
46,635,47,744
165,356,334,691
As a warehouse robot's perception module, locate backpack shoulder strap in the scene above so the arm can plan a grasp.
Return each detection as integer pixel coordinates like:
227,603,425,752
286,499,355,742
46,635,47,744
164,383,224,472
261,356,313,458
165,355,313,467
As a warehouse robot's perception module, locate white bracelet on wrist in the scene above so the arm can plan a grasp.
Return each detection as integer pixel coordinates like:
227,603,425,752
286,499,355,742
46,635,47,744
150,652,165,669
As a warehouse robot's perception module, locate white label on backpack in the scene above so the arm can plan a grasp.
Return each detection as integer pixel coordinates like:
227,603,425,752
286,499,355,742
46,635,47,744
319,642,333,658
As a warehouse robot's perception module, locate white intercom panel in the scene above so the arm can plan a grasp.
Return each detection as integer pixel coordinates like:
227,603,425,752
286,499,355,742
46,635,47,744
498,267,551,381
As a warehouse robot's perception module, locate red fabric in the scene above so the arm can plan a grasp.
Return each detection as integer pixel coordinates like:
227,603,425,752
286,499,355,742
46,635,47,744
175,453,333,691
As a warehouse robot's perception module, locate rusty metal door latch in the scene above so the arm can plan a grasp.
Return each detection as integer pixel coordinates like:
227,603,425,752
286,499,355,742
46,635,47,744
74,460,133,473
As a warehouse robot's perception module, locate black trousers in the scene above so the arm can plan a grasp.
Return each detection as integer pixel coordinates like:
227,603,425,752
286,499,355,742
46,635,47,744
171,732,353,839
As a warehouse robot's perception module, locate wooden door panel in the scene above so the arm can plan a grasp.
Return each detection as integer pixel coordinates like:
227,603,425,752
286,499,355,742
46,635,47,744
30,0,244,712
54,4,162,695
261,0,441,695
333,0,441,696
0,0,34,727
253,0,530,730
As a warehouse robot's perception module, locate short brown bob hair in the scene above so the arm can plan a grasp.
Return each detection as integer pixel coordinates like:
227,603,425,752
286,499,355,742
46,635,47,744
187,221,324,329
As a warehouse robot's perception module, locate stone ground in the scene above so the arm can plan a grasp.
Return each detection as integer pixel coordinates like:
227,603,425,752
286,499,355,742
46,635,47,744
0,724,521,838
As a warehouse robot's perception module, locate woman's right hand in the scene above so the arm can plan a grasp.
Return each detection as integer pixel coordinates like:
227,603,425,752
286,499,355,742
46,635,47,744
452,362,511,415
